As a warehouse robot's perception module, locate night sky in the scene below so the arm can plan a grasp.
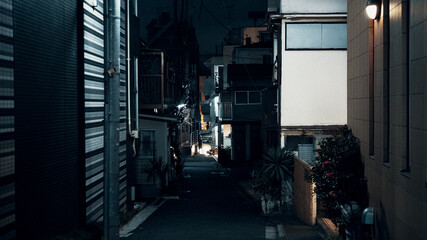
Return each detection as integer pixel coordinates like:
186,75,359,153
138,0,267,54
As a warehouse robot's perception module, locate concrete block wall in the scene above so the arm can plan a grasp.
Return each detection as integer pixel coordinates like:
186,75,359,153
347,0,427,239
292,157,316,226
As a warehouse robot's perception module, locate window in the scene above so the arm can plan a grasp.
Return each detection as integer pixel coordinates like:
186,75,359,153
403,0,411,173
140,130,156,158
383,0,390,164
235,91,261,105
286,23,347,50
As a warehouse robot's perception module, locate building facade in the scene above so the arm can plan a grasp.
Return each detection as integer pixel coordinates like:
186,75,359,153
0,0,135,238
347,0,426,239
271,0,348,162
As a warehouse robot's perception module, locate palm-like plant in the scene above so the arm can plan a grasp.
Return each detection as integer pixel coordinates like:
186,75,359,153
252,147,294,213
261,147,294,183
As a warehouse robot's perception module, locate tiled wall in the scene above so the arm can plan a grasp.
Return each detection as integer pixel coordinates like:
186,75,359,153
13,1,80,237
347,0,427,239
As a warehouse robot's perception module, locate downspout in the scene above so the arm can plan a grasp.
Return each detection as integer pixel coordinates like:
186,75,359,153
135,58,139,135
134,0,139,136
132,0,139,157
126,0,133,136
126,0,138,142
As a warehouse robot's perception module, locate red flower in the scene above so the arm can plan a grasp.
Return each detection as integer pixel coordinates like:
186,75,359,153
322,161,332,168
325,172,335,179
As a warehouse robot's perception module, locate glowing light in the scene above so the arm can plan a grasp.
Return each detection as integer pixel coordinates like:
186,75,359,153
366,5,378,19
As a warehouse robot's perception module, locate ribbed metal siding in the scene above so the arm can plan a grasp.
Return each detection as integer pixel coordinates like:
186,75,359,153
0,1,15,239
84,0,128,222
119,0,127,211
83,0,105,223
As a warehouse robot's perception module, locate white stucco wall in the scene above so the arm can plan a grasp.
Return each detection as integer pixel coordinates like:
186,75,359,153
281,0,346,14
280,50,347,126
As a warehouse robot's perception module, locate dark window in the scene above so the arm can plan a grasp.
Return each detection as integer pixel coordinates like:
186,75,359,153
235,92,248,104
249,91,261,104
235,91,261,105
140,130,156,157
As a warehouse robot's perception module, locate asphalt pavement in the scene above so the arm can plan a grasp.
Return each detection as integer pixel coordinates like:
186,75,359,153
123,154,325,240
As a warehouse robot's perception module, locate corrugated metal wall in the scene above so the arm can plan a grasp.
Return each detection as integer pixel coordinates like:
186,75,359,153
0,1,15,239
0,2,129,237
83,0,128,223
83,0,106,223
119,0,128,211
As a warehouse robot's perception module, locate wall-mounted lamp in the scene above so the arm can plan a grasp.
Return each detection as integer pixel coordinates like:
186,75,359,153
88,0,98,8
366,0,381,20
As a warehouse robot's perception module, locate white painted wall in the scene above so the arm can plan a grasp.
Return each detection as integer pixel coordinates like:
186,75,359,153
281,0,346,14
280,36,347,127
280,50,347,126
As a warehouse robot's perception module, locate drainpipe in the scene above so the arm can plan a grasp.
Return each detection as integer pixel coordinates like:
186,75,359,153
134,0,139,139
104,0,121,239
127,0,138,144
126,0,133,137
134,0,139,135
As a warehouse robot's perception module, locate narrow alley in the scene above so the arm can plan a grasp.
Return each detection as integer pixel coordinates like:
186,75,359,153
1,0,425,239
124,155,324,240
127,155,266,239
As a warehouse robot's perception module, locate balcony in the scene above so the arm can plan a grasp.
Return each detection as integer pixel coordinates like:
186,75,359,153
220,102,232,121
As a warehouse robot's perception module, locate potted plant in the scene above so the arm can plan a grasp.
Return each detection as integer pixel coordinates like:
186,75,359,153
252,147,294,214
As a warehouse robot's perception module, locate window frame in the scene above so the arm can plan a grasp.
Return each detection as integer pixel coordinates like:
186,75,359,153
234,91,262,105
285,22,347,51
140,129,156,158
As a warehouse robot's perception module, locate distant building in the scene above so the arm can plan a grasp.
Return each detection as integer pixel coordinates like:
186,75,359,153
136,10,200,196
209,26,277,165
347,0,427,239
271,0,347,163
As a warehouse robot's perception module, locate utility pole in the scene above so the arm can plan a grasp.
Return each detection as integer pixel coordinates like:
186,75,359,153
104,0,121,239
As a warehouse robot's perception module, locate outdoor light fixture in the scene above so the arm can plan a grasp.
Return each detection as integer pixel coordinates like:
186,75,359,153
366,0,381,20
88,0,98,8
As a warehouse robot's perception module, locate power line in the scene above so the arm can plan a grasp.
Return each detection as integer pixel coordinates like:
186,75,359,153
201,2,233,33
199,2,261,45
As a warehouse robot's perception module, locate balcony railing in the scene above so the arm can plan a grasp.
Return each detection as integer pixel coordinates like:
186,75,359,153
220,102,232,120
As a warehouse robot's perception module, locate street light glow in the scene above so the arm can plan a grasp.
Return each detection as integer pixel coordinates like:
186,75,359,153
366,5,378,19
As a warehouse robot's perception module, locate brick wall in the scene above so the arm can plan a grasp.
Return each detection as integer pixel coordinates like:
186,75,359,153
292,157,316,226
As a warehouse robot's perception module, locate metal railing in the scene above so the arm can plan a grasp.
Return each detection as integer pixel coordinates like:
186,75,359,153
220,102,232,120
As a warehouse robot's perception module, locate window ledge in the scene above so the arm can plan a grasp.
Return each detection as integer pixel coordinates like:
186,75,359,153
400,169,411,179
382,162,390,168
369,155,375,160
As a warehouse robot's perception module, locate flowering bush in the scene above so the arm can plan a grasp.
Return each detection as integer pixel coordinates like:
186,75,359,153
308,126,368,226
